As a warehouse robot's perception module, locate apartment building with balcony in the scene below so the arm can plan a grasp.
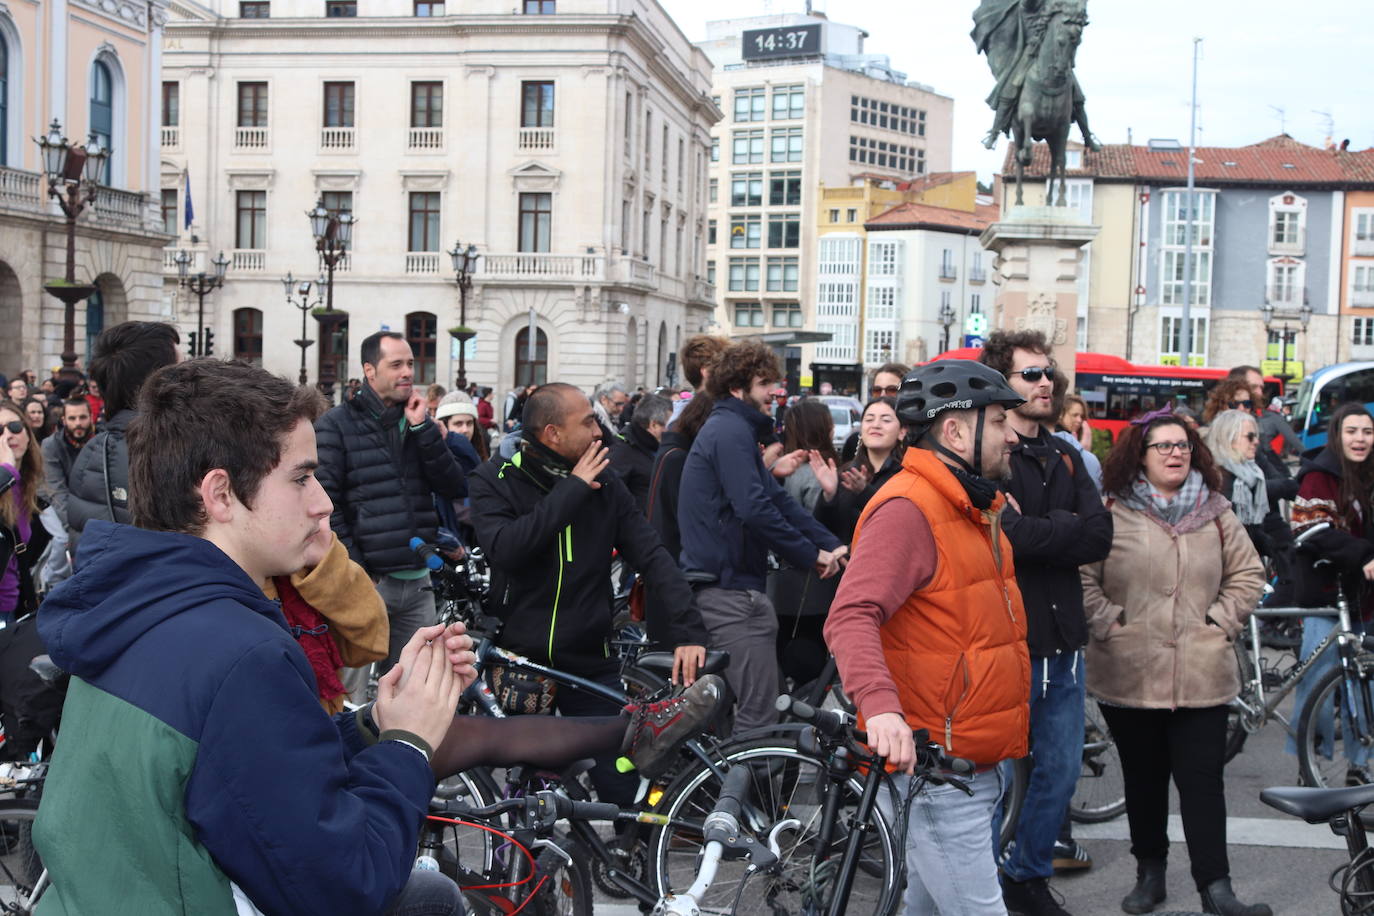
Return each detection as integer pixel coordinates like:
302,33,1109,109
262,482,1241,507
696,12,952,390
0,0,172,376
1340,187,1374,360
1004,135,1374,380
161,0,718,394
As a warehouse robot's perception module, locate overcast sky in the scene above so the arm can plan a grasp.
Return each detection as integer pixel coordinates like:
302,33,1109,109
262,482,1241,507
657,0,1374,182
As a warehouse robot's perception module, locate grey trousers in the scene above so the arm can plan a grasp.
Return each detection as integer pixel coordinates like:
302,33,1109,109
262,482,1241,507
341,573,437,704
694,586,779,735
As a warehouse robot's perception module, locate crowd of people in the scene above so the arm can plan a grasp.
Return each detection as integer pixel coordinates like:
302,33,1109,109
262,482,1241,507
0,318,1355,916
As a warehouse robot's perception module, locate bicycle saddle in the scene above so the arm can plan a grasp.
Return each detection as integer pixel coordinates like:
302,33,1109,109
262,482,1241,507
1260,783,1374,824
635,649,730,680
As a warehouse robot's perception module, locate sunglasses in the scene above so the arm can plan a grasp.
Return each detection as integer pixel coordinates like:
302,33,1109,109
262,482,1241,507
1243,432,1259,442
3,421,23,435
1229,400,1254,410
871,385,901,397
1016,366,1056,383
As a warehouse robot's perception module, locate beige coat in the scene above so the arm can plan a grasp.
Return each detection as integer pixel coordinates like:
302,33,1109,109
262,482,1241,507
1081,493,1264,709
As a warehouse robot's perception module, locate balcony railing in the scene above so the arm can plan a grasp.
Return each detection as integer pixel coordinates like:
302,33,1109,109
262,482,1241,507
1268,228,1306,256
1265,286,1308,307
969,267,988,284
321,127,355,151
92,187,147,228
518,127,556,152
406,252,440,274
1353,287,1374,308
234,127,269,150
0,166,43,209
161,126,180,148
233,249,267,271
938,264,957,281
691,278,717,303
163,247,205,274
482,253,602,280
1354,238,1374,257
408,128,444,151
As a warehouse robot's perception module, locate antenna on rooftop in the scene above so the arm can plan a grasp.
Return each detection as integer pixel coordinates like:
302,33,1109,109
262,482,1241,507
1313,109,1335,146
1269,105,1287,135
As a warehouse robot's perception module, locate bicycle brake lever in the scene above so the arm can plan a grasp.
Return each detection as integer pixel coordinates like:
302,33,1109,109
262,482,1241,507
924,773,974,796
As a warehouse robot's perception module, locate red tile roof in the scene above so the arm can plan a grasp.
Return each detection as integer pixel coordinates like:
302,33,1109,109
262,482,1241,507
895,171,975,193
999,135,1374,187
866,201,997,234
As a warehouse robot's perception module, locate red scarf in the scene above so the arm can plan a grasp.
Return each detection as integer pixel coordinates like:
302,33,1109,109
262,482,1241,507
274,577,347,706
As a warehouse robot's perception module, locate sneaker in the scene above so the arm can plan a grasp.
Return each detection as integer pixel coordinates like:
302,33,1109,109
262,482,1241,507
1002,876,1071,916
1051,839,1093,872
620,675,724,778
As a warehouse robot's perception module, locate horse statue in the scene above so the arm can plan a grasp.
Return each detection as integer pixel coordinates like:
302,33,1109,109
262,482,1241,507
973,0,1102,207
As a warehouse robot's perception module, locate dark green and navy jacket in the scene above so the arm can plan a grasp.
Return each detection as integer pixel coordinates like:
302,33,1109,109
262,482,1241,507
468,440,700,674
33,522,435,915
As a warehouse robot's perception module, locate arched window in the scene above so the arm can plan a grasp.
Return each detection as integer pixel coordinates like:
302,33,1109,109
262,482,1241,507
89,61,113,183
656,322,667,386
514,326,547,387
406,311,436,384
85,289,104,361
233,308,263,366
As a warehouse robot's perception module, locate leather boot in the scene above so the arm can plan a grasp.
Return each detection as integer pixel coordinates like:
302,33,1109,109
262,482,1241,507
1199,878,1272,916
1120,858,1167,914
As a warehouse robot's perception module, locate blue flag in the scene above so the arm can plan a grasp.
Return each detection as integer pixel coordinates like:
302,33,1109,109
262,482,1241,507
183,169,195,230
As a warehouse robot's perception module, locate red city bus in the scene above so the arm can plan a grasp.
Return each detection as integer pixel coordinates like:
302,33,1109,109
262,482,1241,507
931,348,1284,442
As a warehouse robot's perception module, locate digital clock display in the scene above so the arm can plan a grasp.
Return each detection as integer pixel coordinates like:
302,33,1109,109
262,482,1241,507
741,24,821,61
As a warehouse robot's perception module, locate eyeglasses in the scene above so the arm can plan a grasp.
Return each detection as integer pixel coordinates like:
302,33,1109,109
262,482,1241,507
870,385,900,397
1243,432,1259,442
1229,400,1254,410
1016,366,1056,383
3,421,23,435
1146,440,1193,455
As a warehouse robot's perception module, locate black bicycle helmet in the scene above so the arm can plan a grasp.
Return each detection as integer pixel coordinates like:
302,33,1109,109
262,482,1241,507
898,359,1025,482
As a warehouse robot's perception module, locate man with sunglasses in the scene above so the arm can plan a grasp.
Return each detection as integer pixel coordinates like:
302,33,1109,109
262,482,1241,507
980,331,1113,916
840,362,909,464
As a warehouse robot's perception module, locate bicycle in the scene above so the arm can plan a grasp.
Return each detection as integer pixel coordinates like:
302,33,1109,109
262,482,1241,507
1260,781,1374,914
1224,522,1374,787
651,695,975,916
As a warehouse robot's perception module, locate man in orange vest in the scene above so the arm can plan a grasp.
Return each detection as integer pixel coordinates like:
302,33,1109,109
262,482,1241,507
825,360,1031,915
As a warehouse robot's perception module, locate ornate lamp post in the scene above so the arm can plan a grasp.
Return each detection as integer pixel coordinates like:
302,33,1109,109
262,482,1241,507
447,240,481,392
938,301,958,353
175,249,229,357
1259,301,1314,383
281,272,325,385
34,119,109,377
308,197,354,314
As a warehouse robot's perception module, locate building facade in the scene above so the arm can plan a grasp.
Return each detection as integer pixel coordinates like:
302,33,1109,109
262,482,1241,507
1004,136,1374,382
0,0,171,377
1339,187,1374,362
161,0,718,396
697,13,952,389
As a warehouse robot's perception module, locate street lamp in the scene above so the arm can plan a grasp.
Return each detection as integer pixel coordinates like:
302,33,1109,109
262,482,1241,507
281,272,325,385
447,240,481,392
34,119,110,377
176,249,229,357
309,197,354,315
1259,301,1314,383
938,301,958,353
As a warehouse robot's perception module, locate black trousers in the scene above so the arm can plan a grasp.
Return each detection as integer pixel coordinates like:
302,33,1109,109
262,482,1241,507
1099,703,1230,889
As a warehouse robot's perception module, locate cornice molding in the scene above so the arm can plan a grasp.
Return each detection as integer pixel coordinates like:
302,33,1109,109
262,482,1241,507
72,0,148,29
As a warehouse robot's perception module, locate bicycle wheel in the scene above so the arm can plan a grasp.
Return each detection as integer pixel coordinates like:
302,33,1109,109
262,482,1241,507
998,757,1028,854
1224,639,1257,764
1297,653,1374,789
423,767,502,880
1071,698,1126,823
649,740,900,916
0,799,42,915
525,836,593,916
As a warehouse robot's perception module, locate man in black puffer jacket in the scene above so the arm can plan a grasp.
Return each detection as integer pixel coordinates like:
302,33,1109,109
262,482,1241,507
315,331,465,685
66,322,181,560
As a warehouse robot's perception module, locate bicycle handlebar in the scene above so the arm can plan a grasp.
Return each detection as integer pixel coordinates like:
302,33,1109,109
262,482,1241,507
409,536,446,572
775,694,976,776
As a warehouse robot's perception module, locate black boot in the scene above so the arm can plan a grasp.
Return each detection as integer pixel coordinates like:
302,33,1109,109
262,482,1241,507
1121,859,1166,914
1199,878,1272,916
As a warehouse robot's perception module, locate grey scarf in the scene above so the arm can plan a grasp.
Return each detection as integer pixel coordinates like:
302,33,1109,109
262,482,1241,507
1122,469,1208,527
1219,457,1268,526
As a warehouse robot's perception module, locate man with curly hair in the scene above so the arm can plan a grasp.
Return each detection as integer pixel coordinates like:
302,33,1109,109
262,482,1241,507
678,340,845,732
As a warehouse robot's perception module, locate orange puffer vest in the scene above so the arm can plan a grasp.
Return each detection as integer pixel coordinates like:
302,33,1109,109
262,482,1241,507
853,448,1030,765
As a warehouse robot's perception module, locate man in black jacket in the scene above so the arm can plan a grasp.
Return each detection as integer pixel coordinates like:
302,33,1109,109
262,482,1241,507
315,331,465,685
609,393,671,514
469,383,705,803
981,331,1113,916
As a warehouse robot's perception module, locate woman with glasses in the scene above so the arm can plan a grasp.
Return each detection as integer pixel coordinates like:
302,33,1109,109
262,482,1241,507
0,400,51,617
1204,409,1280,560
1082,407,1267,916
1287,403,1374,785
1201,379,1256,426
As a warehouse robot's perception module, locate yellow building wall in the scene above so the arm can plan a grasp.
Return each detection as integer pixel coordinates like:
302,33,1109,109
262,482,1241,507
65,20,150,186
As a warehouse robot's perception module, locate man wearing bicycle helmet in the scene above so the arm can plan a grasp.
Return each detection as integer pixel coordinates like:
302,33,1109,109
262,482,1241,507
825,359,1031,915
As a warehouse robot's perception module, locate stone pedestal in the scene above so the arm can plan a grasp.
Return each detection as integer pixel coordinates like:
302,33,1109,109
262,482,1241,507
979,206,1099,384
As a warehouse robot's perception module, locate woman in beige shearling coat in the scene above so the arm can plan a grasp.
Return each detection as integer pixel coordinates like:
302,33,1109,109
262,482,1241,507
1081,409,1267,916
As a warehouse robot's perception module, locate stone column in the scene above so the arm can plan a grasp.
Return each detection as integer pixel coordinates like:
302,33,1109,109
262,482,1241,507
979,206,1099,384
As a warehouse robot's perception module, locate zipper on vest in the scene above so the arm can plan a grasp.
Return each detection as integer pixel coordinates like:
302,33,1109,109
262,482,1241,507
1002,585,1017,624
945,654,971,751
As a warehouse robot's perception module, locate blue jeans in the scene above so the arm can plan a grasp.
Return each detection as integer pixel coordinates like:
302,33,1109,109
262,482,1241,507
1286,613,1372,766
385,869,465,915
881,766,1007,916
1000,651,1085,883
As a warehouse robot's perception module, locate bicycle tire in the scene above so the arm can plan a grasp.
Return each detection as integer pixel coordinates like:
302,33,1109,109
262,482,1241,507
648,739,901,916
1224,639,1257,764
998,757,1029,854
619,665,667,704
1071,698,1126,823
525,836,594,916
422,766,502,881
1297,653,1374,789
0,799,43,915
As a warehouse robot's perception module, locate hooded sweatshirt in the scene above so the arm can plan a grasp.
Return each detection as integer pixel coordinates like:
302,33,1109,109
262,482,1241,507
33,521,434,916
